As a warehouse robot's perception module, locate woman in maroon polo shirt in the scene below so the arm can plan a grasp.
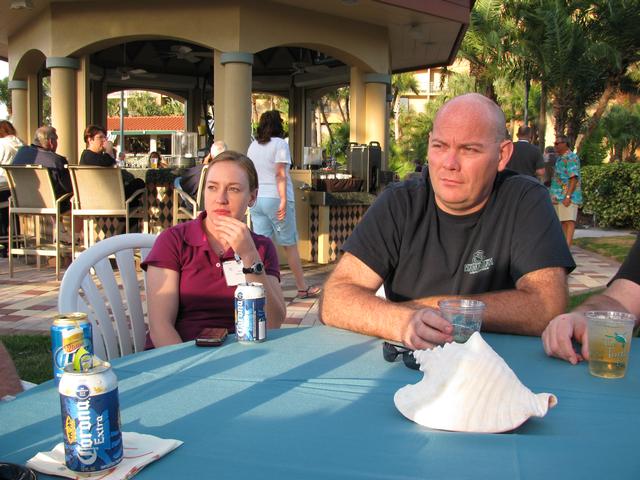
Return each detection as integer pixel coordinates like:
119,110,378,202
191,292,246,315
142,151,286,347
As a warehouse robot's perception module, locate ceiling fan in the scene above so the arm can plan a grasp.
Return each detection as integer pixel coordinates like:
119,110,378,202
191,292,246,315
162,45,210,64
116,43,156,80
290,61,330,76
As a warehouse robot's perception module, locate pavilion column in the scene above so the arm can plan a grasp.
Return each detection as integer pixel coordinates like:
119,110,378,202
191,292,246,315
364,73,391,169
76,55,91,160
46,56,80,164
26,74,39,142
8,80,28,141
219,52,253,154
349,67,366,144
213,50,225,142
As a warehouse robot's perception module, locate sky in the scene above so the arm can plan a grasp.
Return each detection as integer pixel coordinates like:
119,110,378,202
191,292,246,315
0,60,8,119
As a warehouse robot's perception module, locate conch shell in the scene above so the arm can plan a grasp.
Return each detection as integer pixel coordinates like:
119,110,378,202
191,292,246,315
394,332,557,433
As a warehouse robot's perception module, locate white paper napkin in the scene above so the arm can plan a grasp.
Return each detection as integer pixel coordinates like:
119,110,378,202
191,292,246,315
26,431,183,480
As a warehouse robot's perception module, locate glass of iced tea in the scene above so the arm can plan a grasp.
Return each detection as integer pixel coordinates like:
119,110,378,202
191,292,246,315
586,311,636,379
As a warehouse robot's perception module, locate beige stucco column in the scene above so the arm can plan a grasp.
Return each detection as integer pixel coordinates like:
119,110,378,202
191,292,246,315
349,67,366,144
219,52,253,154
76,55,91,159
46,57,80,164
8,80,28,141
364,73,390,168
26,74,39,142
213,50,225,142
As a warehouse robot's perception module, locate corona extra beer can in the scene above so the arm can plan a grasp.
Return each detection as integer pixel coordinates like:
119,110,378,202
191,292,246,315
234,282,266,343
51,313,93,383
59,360,123,472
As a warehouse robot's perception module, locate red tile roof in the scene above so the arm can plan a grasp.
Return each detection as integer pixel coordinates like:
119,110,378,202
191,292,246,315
107,116,185,132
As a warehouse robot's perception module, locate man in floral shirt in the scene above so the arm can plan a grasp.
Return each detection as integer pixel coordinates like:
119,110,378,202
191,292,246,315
550,135,582,246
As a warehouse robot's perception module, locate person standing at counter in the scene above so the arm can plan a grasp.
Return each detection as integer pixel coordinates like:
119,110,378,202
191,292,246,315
142,151,286,347
247,111,321,299
79,124,145,198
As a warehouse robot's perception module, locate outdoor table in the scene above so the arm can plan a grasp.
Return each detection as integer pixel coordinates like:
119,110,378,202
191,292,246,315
1,326,639,478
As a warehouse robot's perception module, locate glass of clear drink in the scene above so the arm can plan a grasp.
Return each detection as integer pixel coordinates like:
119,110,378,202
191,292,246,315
586,311,636,379
438,299,486,343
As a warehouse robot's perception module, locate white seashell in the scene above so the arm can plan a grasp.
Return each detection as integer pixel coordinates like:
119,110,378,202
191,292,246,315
394,332,557,433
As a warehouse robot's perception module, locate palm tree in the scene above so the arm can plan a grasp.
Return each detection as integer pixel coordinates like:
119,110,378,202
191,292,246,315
390,73,420,141
505,0,609,144
576,0,640,150
459,0,511,101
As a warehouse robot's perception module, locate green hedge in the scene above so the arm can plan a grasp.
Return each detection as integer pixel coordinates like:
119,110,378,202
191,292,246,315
581,163,640,229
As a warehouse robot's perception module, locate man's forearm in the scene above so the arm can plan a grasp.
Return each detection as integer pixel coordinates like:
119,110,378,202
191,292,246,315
573,294,627,315
320,283,416,343
408,283,567,336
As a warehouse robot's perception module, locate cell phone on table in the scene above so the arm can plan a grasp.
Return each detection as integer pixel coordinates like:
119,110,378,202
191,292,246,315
195,327,228,347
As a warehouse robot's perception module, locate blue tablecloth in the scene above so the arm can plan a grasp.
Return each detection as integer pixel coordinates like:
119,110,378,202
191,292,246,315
1,326,640,479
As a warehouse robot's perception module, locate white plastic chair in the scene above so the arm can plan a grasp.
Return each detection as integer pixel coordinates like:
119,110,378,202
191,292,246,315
58,233,156,361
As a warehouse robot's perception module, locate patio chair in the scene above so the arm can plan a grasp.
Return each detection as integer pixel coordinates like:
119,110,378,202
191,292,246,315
3,165,72,281
58,233,156,361
172,164,208,225
68,165,148,259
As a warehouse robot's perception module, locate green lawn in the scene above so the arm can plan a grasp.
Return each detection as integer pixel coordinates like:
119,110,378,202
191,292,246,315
0,334,53,385
574,235,636,263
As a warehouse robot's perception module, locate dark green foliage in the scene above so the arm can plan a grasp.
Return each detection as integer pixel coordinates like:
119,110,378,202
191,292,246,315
582,163,640,229
322,122,350,165
578,128,608,166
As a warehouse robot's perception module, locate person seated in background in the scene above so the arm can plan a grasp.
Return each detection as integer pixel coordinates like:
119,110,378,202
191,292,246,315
542,235,640,364
180,140,227,198
142,151,286,348
320,93,575,350
0,120,25,254
0,340,23,400
80,125,116,166
79,124,145,198
12,126,72,202
149,151,168,168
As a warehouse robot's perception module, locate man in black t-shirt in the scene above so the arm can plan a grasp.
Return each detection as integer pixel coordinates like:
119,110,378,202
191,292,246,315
506,125,544,179
542,235,640,364
320,93,574,350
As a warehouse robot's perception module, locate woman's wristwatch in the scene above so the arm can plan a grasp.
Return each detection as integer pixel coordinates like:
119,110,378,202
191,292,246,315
242,261,265,275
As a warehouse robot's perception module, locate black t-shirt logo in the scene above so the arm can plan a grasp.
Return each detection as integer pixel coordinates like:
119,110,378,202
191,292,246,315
464,250,494,275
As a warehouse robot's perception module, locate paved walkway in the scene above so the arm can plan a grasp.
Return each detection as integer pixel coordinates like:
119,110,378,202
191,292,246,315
0,242,624,336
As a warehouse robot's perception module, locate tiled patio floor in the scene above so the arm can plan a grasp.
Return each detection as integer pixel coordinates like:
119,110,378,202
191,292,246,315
0,244,622,336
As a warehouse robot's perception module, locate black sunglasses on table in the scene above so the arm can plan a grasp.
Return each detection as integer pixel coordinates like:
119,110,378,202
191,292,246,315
382,341,420,370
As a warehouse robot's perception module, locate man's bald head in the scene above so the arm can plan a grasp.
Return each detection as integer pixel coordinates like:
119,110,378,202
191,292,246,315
434,93,507,143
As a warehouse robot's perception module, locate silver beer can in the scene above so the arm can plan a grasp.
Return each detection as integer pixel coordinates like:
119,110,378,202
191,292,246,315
234,282,266,343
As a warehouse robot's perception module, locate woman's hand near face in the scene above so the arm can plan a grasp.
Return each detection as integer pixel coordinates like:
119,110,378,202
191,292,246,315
213,215,259,262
